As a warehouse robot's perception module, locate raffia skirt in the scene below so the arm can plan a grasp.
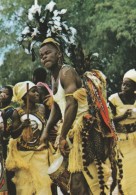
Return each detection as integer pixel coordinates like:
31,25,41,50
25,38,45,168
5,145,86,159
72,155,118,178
64,115,112,195
5,139,53,195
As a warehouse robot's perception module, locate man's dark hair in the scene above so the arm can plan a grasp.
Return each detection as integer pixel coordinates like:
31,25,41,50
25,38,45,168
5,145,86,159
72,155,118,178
33,67,47,84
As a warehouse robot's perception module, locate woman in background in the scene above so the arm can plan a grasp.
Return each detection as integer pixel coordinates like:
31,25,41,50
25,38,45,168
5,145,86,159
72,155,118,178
108,69,136,195
0,85,15,195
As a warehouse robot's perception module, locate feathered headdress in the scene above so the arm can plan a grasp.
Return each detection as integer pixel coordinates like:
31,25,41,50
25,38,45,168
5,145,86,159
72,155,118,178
19,0,77,61
19,0,104,77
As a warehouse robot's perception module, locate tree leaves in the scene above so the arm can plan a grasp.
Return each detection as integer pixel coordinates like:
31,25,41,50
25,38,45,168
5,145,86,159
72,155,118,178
0,0,135,95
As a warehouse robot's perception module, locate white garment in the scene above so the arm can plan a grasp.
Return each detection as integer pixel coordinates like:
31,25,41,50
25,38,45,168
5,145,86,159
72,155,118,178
53,79,89,120
108,93,136,125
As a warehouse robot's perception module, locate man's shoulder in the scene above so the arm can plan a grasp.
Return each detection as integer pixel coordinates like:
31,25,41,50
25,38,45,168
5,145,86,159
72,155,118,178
61,64,74,70
61,64,77,76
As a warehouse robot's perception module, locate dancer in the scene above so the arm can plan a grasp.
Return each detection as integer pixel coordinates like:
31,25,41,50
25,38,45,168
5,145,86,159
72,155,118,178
39,38,117,195
6,81,53,195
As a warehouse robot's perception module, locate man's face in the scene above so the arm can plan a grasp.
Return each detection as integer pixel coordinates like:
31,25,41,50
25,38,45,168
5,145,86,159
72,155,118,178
39,44,59,70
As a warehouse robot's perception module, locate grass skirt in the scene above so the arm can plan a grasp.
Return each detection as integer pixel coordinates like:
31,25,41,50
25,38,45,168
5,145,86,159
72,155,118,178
6,138,52,195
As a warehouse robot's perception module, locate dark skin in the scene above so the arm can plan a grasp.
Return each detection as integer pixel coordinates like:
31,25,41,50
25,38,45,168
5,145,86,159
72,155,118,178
37,86,49,103
0,87,16,195
11,86,54,194
0,87,13,135
37,86,51,118
39,43,81,154
0,88,12,108
109,78,136,123
12,86,45,139
39,43,90,195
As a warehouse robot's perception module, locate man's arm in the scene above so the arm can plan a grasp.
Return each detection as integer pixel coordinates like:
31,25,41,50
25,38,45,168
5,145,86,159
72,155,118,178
59,67,81,155
40,101,61,143
61,95,78,138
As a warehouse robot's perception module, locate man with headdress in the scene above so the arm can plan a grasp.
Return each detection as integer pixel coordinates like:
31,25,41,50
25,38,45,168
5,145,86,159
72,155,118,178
108,69,136,194
18,1,121,193
39,37,118,195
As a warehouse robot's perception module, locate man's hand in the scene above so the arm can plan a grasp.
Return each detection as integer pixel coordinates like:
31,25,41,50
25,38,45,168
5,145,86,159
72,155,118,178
59,137,70,157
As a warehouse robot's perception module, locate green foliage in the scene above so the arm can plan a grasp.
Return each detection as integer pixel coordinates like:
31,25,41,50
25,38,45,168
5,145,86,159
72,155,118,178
0,0,136,96
69,0,136,94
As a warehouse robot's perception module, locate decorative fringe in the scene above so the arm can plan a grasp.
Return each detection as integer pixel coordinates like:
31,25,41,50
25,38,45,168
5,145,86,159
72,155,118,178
109,158,117,194
94,158,107,195
6,138,29,170
73,88,87,104
6,138,52,194
68,115,84,172
117,151,124,195
81,115,94,179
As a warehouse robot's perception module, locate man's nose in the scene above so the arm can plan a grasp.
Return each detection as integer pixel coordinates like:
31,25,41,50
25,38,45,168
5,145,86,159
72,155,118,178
0,93,6,98
35,91,39,96
43,54,47,60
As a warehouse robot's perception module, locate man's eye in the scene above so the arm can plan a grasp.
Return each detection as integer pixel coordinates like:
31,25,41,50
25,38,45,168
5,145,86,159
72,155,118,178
46,51,51,54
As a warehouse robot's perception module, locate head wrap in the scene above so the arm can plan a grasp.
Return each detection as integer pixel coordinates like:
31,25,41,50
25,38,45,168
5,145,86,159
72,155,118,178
123,69,136,82
13,81,35,103
37,82,53,95
41,37,60,51
41,37,60,46
37,82,53,109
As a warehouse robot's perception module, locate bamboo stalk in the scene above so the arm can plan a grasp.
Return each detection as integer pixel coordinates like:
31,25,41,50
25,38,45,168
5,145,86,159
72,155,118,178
26,83,29,119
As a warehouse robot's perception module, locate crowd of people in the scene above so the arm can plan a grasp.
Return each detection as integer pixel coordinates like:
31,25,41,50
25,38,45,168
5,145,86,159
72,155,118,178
0,37,135,195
